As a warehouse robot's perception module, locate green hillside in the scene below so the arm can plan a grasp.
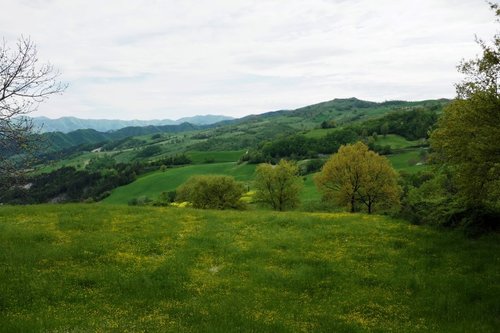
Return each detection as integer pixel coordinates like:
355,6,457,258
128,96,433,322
39,98,448,155
0,205,498,332
2,98,441,206
103,142,427,206
40,122,203,152
103,162,256,204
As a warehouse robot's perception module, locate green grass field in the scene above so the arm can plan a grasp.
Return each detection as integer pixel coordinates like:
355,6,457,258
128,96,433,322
387,150,428,173
102,148,427,206
0,205,498,332
103,161,321,206
375,134,422,149
103,162,256,204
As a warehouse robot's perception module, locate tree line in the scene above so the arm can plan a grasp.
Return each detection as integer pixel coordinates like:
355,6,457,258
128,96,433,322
0,154,192,204
239,107,436,164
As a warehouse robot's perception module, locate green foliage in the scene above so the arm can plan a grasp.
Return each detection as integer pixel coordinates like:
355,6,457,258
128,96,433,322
380,122,389,137
176,175,245,209
186,150,244,164
428,5,500,230
149,153,192,167
135,145,162,158
431,92,500,211
400,170,459,225
103,162,255,204
0,161,144,204
315,142,400,214
254,160,302,211
359,108,439,140
248,129,359,162
299,159,325,175
85,155,116,172
320,119,336,129
127,195,153,206
41,122,201,152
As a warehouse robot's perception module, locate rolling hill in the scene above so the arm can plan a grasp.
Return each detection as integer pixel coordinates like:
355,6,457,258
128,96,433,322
32,115,234,133
38,97,448,154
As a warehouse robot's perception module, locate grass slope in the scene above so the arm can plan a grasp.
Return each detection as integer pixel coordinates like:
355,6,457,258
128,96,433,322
374,134,422,149
0,205,498,332
103,162,256,204
387,150,427,173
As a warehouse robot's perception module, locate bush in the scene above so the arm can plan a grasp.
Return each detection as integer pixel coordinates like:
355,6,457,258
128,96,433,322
152,191,177,206
176,175,245,210
300,159,325,175
136,145,162,158
128,196,152,206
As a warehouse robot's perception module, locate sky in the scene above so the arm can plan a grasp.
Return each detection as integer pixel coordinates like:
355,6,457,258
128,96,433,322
0,0,497,120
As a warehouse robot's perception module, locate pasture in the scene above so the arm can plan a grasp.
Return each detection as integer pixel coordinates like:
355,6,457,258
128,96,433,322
0,205,498,332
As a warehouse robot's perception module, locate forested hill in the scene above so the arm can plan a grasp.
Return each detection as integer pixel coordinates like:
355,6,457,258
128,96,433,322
36,97,450,154
188,97,450,151
226,97,449,125
40,122,204,152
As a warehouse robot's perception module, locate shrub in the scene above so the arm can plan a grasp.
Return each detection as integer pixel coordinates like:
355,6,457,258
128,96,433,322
176,175,245,210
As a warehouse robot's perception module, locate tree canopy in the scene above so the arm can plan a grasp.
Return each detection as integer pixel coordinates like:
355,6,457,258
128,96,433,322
431,3,500,212
176,175,245,210
254,159,302,211
315,142,400,214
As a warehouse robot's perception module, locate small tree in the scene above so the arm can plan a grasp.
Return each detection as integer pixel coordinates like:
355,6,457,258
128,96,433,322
1,37,66,186
380,122,389,138
176,175,244,209
315,142,400,213
254,159,302,211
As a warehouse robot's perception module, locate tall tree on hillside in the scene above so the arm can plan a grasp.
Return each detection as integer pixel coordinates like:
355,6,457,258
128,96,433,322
254,159,302,211
430,3,500,213
0,36,66,187
315,142,400,214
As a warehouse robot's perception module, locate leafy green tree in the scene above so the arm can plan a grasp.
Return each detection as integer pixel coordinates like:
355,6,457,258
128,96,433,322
320,120,336,129
254,159,302,211
176,175,244,209
431,3,500,212
380,122,389,138
315,142,400,213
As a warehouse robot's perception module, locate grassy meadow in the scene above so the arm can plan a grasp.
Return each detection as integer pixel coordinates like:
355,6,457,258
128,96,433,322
374,134,422,149
103,162,256,204
0,204,498,332
102,161,322,206
102,149,426,206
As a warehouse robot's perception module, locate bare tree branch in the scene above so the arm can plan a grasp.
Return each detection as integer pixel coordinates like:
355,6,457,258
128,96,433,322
0,36,66,188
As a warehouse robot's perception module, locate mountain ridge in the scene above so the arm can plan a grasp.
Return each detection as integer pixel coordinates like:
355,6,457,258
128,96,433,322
31,114,235,133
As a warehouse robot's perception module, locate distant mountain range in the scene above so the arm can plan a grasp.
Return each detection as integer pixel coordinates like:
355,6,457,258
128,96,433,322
31,115,235,133
34,97,450,155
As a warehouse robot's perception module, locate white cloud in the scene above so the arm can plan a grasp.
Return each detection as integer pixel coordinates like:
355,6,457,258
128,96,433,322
0,0,497,119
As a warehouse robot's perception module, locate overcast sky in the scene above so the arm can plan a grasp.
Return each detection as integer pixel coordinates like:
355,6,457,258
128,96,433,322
0,0,497,120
